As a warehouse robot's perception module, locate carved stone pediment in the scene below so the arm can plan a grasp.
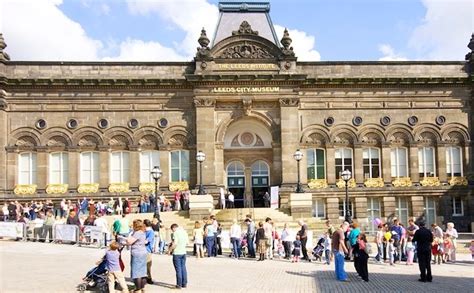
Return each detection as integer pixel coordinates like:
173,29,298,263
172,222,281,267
217,43,274,59
232,21,258,36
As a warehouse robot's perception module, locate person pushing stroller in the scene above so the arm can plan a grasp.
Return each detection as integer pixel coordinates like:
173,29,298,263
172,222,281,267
101,241,128,292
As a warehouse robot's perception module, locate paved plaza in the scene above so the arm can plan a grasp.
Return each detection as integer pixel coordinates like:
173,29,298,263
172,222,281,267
1,241,473,292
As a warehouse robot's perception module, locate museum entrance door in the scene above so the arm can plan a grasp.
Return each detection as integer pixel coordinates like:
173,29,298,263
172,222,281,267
226,161,245,208
251,160,269,207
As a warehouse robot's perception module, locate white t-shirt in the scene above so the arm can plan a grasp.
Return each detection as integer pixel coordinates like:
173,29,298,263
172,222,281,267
228,193,234,202
230,224,241,238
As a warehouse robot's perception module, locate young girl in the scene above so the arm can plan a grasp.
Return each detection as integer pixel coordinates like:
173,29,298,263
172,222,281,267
388,238,395,266
292,235,302,263
405,239,415,265
193,221,204,258
443,234,452,263
432,237,443,265
277,240,285,259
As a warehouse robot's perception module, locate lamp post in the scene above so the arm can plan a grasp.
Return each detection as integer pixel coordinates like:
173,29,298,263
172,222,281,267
196,150,206,195
150,166,162,218
341,169,352,223
293,149,304,193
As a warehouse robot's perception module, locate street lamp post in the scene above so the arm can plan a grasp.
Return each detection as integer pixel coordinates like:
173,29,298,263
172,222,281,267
341,169,352,223
196,150,206,195
150,166,162,218
293,149,304,193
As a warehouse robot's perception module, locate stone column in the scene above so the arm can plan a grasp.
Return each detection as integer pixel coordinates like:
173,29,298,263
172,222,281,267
129,146,140,189
244,167,252,207
214,143,225,187
194,98,216,186
382,143,391,183
326,197,340,223
67,147,79,190
279,98,300,185
411,196,425,219
383,196,396,219
409,144,420,183
158,149,169,188
354,144,364,184
5,148,17,189
36,147,48,191
326,145,336,185
98,146,110,189
272,143,282,186
436,144,447,183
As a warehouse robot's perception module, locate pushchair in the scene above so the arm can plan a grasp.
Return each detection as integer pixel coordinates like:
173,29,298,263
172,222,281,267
78,259,108,292
312,237,325,262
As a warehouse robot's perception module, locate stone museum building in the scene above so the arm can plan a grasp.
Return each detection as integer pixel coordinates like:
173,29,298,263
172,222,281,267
0,1,473,230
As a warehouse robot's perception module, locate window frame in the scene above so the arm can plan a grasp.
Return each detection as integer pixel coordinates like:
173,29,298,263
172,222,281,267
339,199,355,218
49,152,69,185
170,150,190,182
312,198,326,218
335,148,354,179
367,197,381,234
363,147,381,179
79,151,100,184
452,196,464,217
18,152,37,185
307,148,326,180
395,197,409,226
139,150,160,183
418,147,436,178
390,147,409,178
446,146,463,177
110,151,130,183
424,197,437,226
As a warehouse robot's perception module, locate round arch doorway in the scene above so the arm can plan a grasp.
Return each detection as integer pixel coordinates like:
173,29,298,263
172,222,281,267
251,160,269,207
226,161,245,208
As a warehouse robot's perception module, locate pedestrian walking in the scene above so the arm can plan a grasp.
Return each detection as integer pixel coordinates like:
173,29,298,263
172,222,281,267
169,223,188,289
332,221,349,282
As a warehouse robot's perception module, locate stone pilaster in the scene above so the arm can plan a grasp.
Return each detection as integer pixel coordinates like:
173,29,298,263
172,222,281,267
98,146,110,188
354,144,364,184
271,142,282,186
244,167,252,207
67,147,79,190
194,97,216,186
6,148,17,189
409,145,420,183
436,144,447,183
279,98,300,185
214,143,225,186
382,143,391,183
383,196,396,218
35,147,48,190
129,145,140,189
158,149,169,188
326,145,336,185
326,197,340,223
464,144,471,175
411,196,425,219
289,193,312,219
300,148,308,185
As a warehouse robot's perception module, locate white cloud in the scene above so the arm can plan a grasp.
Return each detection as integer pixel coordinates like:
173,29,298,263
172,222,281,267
102,38,186,61
378,44,408,61
274,25,321,61
408,0,474,60
2,0,103,60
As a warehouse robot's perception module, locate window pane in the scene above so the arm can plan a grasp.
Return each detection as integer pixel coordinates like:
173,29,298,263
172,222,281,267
307,167,315,180
398,149,407,177
171,151,179,168
307,149,315,167
316,166,325,179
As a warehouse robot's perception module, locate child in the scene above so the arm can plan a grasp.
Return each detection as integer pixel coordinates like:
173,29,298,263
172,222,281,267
432,238,443,265
158,224,166,254
292,235,302,263
405,239,415,265
443,234,452,263
277,240,285,259
103,241,128,293
323,232,332,265
388,238,395,265
193,221,204,258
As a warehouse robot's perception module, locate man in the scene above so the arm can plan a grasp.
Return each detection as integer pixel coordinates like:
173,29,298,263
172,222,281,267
332,221,349,282
94,213,110,247
413,221,433,282
263,217,273,260
118,214,130,238
228,192,234,209
42,210,55,243
407,219,419,262
263,192,270,208
7,201,17,221
122,198,130,215
80,197,89,216
390,219,403,262
245,215,256,258
144,219,155,284
431,223,443,239
298,220,311,262
169,223,188,289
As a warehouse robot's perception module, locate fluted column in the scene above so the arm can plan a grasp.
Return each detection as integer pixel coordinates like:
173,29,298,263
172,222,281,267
98,146,110,188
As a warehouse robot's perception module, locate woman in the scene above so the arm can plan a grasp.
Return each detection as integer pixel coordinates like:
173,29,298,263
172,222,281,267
356,233,369,282
281,223,292,259
204,220,215,257
193,221,204,258
126,219,148,293
255,221,267,261
445,222,458,262
348,222,360,260
230,219,241,259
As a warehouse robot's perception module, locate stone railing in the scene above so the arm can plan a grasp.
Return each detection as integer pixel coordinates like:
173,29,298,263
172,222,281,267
169,181,189,192
139,182,155,193
336,178,356,188
449,177,468,186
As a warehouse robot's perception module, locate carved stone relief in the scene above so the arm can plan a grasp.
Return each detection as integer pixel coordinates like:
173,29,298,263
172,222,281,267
217,43,274,59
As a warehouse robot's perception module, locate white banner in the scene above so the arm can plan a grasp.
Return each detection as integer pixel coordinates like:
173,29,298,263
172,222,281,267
54,224,78,242
220,230,231,249
84,226,103,242
270,186,279,209
0,222,24,238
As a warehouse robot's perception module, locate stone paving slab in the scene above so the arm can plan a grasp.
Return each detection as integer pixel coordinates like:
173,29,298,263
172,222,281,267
1,241,473,292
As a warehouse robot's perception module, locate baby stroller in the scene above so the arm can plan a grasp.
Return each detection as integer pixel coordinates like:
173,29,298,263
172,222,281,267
78,259,108,292
312,237,325,262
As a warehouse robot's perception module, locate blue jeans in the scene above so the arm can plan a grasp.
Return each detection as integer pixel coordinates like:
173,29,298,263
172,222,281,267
375,243,383,261
205,236,215,257
334,250,347,281
172,254,187,288
247,236,255,257
231,237,241,258
158,240,166,254
325,249,331,264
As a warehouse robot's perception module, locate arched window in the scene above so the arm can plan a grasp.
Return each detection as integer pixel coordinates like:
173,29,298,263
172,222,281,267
335,148,353,179
363,147,380,179
307,148,326,180
49,152,69,184
80,152,99,184
170,150,189,182
18,152,37,185
446,146,463,177
251,160,269,176
227,161,245,187
140,151,160,183
418,147,436,177
391,147,408,178
110,151,130,183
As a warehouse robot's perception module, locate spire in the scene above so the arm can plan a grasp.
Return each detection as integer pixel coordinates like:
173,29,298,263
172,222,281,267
0,33,11,62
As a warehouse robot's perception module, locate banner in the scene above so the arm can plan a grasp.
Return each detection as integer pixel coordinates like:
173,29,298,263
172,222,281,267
84,225,104,242
220,230,231,249
54,224,78,242
270,186,279,209
0,222,24,238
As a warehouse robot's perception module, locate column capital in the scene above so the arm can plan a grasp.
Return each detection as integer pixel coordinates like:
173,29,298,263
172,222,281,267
193,97,216,108
279,97,300,107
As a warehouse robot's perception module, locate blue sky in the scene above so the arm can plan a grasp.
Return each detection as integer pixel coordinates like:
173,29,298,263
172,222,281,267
2,0,473,61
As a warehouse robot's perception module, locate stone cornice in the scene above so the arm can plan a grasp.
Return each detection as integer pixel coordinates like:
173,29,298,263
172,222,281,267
301,77,468,87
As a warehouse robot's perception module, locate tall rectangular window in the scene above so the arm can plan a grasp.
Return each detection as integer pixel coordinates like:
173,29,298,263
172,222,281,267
335,148,353,179
391,147,408,178
312,198,326,218
170,150,189,182
140,151,160,183
418,147,436,177
367,198,381,233
110,152,130,183
425,197,437,226
307,148,326,180
452,196,464,216
446,147,463,177
49,152,69,184
363,147,380,179
80,152,99,184
18,152,37,184
396,197,409,226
